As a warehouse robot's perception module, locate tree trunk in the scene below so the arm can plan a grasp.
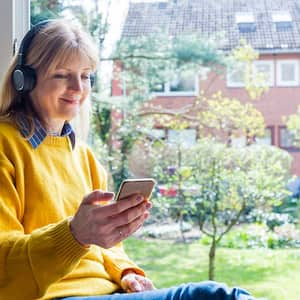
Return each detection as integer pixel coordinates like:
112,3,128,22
208,238,216,280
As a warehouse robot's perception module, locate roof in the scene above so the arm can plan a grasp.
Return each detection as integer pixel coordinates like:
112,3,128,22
121,0,300,52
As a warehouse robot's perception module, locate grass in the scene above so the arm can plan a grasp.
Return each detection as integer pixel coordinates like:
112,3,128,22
124,237,300,300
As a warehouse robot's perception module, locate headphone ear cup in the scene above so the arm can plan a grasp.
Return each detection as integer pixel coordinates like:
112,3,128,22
12,66,37,93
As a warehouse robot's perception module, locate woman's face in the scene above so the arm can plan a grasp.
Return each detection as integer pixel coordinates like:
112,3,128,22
30,53,93,131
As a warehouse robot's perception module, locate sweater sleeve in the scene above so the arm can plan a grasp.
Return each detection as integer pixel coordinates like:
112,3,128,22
0,156,88,299
102,243,145,286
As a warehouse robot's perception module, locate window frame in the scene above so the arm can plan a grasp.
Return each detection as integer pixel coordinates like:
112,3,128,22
253,60,275,87
226,64,245,88
254,126,274,145
151,74,199,96
276,60,300,87
279,126,300,152
0,0,29,82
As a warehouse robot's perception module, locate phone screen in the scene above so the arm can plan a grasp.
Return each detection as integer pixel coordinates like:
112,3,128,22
115,178,156,201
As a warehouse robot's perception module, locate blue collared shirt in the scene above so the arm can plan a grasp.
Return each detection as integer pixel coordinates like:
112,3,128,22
18,116,76,149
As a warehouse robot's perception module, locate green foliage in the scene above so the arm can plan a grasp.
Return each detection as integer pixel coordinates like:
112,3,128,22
197,91,265,143
147,138,291,279
31,0,63,24
201,223,300,249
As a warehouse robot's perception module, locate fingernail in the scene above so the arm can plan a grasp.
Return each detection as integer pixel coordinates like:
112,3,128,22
145,202,152,209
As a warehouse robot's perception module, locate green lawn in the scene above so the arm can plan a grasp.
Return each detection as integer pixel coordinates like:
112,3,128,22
124,237,300,300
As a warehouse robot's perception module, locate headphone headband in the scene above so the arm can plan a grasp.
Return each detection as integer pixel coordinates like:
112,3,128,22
17,20,50,66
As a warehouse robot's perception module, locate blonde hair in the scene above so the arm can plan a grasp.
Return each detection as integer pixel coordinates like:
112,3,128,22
0,19,99,134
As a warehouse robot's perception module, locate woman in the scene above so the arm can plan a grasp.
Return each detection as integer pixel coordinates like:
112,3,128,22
0,19,254,300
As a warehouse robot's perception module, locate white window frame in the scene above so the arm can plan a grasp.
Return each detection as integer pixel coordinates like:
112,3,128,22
0,0,30,82
151,74,199,96
253,60,274,87
235,12,255,24
272,11,292,23
276,60,300,87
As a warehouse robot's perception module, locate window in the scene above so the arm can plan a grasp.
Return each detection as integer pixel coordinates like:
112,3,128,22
231,136,247,147
151,72,198,96
272,11,292,32
226,64,245,87
276,60,299,86
279,126,299,151
253,60,274,86
169,73,196,93
150,128,166,140
168,129,197,146
235,12,256,33
254,127,273,145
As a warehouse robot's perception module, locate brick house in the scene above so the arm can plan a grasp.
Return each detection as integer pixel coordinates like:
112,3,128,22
112,0,300,176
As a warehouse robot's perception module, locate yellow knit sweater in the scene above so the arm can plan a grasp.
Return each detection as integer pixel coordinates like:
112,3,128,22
0,122,144,300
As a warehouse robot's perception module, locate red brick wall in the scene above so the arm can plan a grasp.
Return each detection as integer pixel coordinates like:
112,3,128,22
111,53,300,175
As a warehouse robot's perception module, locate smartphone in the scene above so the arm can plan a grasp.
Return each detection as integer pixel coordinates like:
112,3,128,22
115,178,156,202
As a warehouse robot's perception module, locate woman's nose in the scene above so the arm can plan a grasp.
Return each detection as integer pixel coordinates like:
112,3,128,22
68,76,83,92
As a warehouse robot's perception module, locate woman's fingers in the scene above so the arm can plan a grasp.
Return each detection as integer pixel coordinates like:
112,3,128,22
70,190,151,248
94,193,145,217
115,210,150,240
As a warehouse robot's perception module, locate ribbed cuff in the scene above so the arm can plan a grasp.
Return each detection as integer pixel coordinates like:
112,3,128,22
48,218,89,266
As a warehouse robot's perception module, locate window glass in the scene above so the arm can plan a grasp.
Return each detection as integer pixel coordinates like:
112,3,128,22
282,63,295,81
277,60,299,86
150,82,165,93
151,128,166,140
255,128,272,145
231,136,246,147
169,73,196,92
168,129,197,146
226,64,245,87
253,61,274,86
279,127,296,148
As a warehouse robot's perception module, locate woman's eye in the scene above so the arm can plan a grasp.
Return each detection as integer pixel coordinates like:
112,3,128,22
54,74,68,79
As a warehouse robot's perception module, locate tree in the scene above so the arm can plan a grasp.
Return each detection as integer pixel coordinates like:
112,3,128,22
148,138,291,279
31,0,63,24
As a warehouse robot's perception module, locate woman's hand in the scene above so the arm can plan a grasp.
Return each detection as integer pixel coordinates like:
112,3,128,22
121,273,155,293
69,190,151,248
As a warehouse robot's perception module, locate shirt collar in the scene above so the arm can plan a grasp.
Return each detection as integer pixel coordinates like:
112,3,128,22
18,116,76,149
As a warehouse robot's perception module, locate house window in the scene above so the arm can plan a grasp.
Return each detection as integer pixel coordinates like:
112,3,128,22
150,82,165,93
231,136,246,147
168,129,197,146
235,12,256,33
279,126,299,151
272,11,293,32
150,72,198,96
150,128,166,140
253,60,274,86
254,127,273,145
276,60,299,87
169,73,196,92
226,64,245,87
